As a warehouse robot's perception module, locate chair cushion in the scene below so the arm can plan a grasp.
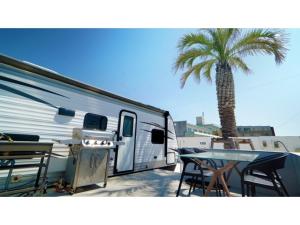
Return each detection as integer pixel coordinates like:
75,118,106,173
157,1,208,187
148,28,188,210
244,175,281,187
184,169,214,177
251,170,282,179
203,170,214,177
252,171,267,177
185,178,223,189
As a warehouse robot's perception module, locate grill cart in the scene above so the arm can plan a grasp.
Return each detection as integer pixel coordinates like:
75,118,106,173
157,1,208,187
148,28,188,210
59,128,124,193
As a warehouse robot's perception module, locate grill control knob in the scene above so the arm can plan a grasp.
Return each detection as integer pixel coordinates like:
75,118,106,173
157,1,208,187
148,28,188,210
85,140,90,145
107,141,111,146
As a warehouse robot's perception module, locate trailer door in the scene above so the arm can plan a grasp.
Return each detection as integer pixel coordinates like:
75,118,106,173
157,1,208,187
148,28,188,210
115,111,136,173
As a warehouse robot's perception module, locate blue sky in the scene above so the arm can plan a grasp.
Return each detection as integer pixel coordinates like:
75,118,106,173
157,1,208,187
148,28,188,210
0,29,299,136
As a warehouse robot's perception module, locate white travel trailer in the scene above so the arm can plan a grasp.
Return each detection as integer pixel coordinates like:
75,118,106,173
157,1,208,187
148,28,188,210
0,54,178,183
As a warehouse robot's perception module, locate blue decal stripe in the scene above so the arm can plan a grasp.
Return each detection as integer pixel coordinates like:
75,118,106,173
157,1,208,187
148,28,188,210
0,75,68,98
0,83,58,108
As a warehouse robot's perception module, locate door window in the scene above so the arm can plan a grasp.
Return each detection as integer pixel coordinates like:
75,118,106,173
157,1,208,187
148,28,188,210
122,116,134,137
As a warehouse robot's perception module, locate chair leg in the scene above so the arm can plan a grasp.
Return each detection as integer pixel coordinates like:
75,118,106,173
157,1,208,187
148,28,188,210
270,176,284,196
176,165,186,197
193,176,198,191
274,172,289,196
246,184,250,196
214,177,223,196
216,178,221,196
215,178,219,196
176,173,185,197
201,176,206,196
219,179,223,197
193,175,206,196
221,180,226,196
279,180,289,197
241,183,245,197
251,185,256,197
241,175,246,197
188,176,194,196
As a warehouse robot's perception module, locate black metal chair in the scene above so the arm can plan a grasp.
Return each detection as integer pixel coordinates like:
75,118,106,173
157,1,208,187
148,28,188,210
176,148,223,197
241,153,289,197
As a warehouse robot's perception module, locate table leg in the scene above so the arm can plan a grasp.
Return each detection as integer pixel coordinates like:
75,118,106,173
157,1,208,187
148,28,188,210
226,163,241,182
204,161,236,197
219,174,231,197
205,172,218,196
191,159,236,197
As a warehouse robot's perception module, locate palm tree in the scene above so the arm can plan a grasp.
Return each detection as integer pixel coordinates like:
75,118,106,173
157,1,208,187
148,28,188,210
175,29,287,141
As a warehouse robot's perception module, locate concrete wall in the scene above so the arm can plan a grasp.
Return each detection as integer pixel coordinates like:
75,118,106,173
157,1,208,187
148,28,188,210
177,136,300,152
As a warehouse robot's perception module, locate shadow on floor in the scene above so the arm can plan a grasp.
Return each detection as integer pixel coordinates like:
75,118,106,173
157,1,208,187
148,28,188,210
75,169,183,197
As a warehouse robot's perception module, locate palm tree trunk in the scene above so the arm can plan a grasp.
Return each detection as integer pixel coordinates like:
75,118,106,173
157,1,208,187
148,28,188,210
216,62,237,140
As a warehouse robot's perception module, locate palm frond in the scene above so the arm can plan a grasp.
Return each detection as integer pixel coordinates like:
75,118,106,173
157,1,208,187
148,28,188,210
228,57,251,74
174,48,212,71
180,59,215,88
202,59,216,82
201,28,240,63
223,29,240,56
229,29,288,64
177,32,212,51
204,29,224,61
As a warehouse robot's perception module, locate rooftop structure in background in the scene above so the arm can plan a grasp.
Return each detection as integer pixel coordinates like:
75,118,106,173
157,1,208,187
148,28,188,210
237,126,275,137
174,114,221,137
196,112,205,125
174,114,276,138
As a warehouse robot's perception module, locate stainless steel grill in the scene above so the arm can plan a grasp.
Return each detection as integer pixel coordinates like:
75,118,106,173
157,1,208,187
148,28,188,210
59,128,124,193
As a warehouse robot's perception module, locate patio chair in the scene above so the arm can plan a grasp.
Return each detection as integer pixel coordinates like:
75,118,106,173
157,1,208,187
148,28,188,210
176,148,223,197
241,153,289,197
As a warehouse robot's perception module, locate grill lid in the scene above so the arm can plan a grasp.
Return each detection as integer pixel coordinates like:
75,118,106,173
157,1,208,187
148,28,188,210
53,128,124,148
72,128,115,141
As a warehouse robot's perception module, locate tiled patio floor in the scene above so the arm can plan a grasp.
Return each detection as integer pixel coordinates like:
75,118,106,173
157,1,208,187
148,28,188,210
49,167,241,197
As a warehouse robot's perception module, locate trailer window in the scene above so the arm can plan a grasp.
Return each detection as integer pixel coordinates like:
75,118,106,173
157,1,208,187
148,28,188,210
151,129,164,144
122,116,134,137
83,113,107,130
